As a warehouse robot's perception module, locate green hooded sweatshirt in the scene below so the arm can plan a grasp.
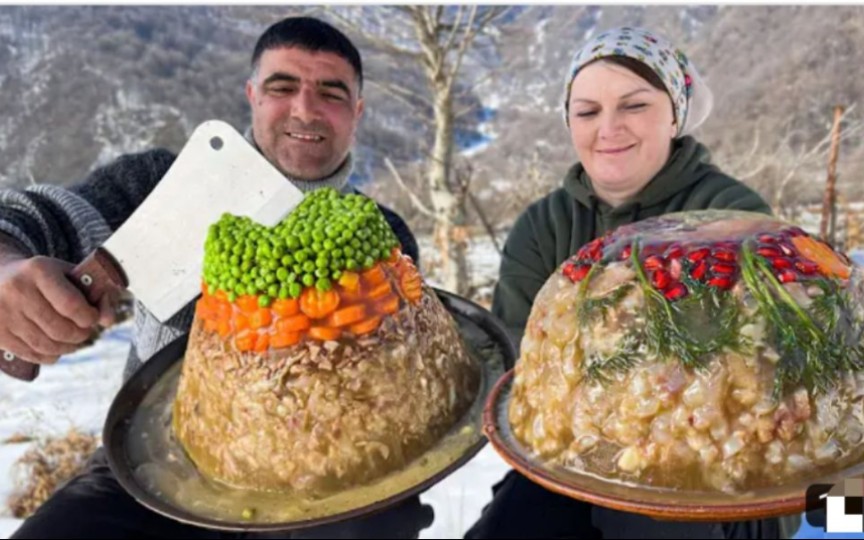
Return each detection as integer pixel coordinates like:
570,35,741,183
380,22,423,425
492,136,771,365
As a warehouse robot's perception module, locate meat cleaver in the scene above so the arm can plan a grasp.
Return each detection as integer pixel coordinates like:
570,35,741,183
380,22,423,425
1,120,304,381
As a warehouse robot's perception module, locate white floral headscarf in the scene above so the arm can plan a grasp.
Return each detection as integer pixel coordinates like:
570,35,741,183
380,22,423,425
564,27,713,137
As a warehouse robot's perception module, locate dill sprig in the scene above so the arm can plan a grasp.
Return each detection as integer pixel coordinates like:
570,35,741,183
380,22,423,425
628,240,745,370
578,283,634,326
586,331,643,384
739,242,864,399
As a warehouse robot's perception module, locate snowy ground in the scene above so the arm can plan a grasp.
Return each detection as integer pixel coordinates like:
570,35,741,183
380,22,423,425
0,242,863,538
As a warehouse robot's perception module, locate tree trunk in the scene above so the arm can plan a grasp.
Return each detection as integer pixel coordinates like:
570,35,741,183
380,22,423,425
428,87,470,294
820,105,844,244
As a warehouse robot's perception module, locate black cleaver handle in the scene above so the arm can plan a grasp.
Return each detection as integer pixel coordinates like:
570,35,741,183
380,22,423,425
0,248,129,382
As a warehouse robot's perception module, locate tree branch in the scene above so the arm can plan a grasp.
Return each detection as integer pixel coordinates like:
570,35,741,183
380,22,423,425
384,158,436,218
325,7,422,60
366,78,433,110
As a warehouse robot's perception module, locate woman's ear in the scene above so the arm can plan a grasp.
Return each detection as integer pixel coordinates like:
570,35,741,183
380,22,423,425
671,121,678,138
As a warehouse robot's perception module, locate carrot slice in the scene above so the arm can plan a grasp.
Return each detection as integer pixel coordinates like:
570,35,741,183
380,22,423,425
217,319,231,338
237,295,259,314
276,314,311,333
235,330,256,352
367,281,392,300
790,235,851,279
350,316,382,336
235,312,250,332
362,265,387,287
376,294,400,315
272,298,299,318
254,333,270,353
249,308,273,330
387,248,400,264
339,285,365,304
216,301,232,320
204,318,218,333
327,304,367,327
300,288,340,319
271,330,301,349
309,326,342,341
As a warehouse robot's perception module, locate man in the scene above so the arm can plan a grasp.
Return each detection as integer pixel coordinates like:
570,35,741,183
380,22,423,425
0,16,428,539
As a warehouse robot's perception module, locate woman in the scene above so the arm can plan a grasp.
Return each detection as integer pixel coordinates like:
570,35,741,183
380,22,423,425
469,27,793,539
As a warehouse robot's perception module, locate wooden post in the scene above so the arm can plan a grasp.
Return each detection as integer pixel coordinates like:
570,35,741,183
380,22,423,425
821,105,844,244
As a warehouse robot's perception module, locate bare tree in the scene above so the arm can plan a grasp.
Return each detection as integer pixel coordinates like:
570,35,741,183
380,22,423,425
721,105,864,219
329,6,509,294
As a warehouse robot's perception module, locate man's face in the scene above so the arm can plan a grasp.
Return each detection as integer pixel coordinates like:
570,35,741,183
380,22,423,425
246,47,364,181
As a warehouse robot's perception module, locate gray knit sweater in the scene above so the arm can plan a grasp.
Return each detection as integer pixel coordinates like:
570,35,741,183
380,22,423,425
0,148,419,381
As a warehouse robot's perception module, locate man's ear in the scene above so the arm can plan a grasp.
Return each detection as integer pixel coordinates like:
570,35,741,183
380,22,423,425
355,96,365,121
245,79,256,107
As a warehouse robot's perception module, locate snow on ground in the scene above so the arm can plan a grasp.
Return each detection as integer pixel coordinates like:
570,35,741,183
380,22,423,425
1,242,863,538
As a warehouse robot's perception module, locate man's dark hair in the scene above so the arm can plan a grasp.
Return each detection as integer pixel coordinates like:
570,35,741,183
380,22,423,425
251,17,363,91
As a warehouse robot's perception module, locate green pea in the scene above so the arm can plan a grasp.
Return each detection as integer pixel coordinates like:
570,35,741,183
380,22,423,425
279,286,289,300
228,292,238,303
289,282,302,298
315,267,329,278
316,277,332,292
277,268,289,282
346,258,358,271
281,254,294,266
303,260,316,273
259,295,271,308
268,284,279,298
302,273,315,287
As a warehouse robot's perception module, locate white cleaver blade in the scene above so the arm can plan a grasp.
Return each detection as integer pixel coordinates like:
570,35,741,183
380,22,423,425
104,119,305,322
1,120,303,382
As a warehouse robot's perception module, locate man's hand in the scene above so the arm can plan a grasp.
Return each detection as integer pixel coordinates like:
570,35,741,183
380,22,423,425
0,256,115,365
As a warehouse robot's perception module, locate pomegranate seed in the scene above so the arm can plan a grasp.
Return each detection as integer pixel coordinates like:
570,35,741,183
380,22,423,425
778,270,797,283
757,246,782,258
711,263,736,275
795,260,819,275
786,227,806,238
664,283,688,301
569,264,591,282
779,242,795,256
669,258,683,280
665,244,685,259
652,269,671,290
687,248,710,262
644,256,666,271
758,234,778,244
708,276,733,289
713,248,737,263
771,257,793,270
620,245,633,260
691,260,708,280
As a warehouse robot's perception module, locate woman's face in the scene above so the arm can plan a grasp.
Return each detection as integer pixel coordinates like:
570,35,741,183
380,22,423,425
568,61,677,205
